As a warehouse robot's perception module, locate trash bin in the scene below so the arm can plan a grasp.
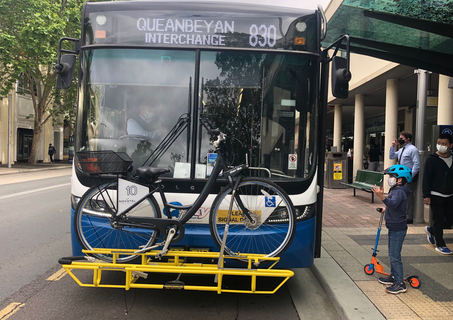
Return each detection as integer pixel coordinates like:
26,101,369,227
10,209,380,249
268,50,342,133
325,152,348,188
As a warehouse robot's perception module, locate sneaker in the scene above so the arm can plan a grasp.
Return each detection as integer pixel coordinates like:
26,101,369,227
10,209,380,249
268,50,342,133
378,275,395,285
436,247,453,255
425,226,435,245
386,282,407,294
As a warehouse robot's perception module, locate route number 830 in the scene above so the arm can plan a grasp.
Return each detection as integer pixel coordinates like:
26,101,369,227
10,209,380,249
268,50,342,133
249,24,277,48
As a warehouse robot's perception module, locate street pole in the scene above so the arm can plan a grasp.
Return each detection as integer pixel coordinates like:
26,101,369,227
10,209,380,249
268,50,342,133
8,94,12,168
413,69,428,224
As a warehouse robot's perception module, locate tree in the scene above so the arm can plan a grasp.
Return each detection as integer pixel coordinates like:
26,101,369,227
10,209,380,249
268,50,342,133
203,51,263,165
0,0,83,163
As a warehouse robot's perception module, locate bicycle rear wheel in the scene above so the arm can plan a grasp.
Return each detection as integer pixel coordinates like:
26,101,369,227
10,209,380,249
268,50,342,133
74,181,161,263
209,177,296,262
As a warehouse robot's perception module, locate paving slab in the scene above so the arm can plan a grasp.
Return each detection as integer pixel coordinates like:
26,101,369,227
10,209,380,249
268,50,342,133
321,187,453,320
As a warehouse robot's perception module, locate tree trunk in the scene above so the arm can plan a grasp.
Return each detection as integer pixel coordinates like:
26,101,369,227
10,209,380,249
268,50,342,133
28,119,44,164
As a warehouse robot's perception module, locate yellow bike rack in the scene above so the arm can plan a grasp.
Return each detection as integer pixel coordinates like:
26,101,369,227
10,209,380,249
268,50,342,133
60,249,294,294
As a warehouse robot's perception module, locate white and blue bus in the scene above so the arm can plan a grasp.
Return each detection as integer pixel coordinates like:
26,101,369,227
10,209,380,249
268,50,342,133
56,0,350,268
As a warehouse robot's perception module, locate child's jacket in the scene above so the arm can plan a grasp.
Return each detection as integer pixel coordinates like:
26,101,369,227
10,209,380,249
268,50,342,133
383,185,412,231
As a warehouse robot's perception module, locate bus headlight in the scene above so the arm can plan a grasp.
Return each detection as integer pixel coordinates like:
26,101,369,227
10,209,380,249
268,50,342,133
268,207,289,222
71,194,81,210
295,205,313,221
267,204,314,223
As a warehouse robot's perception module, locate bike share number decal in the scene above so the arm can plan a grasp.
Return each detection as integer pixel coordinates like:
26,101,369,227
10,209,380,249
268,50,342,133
118,178,149,214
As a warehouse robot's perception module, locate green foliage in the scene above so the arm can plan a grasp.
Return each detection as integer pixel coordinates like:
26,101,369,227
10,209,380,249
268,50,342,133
0,0,86,162
170,152,183,164
131,140,157,167
0,0,84,128
204,52,262,165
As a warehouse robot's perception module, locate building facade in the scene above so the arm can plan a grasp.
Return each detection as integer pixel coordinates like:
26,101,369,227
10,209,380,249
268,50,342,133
0,82,69,164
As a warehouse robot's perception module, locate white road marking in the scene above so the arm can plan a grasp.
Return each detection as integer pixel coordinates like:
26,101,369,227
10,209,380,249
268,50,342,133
0,183,70,200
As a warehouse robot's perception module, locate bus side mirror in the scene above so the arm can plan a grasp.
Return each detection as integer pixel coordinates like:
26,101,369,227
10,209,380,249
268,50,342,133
331,56,351,99
55,54,76,89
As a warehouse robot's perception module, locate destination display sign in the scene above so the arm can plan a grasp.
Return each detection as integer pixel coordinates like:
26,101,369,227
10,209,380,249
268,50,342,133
136,18,276,48
85,10,316,52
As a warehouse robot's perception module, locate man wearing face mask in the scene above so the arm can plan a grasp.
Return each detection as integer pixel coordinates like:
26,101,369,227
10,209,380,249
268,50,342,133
423,133,453,255
389,131,420,224
126,98,162,139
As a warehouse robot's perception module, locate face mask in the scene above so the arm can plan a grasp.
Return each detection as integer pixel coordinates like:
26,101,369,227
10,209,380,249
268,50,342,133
142,111,153,124
398,138,406,145
388,177,397,187
437,144,449,154
143,111,153,119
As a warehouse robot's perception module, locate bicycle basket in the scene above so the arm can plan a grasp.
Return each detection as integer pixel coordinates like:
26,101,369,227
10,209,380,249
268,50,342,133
75,151,133,175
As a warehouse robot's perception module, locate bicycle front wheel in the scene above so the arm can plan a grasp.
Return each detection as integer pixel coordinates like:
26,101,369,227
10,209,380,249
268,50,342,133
209,177,296,261
74,181,161,263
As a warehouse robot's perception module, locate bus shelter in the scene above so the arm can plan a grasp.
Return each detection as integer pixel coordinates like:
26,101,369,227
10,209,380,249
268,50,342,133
323,0,453,77
321,0,453,224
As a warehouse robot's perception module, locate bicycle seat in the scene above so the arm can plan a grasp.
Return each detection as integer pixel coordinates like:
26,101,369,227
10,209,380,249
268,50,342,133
137,167,170,179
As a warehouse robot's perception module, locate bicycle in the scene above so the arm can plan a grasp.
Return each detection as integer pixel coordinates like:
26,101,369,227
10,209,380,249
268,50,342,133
73,121,296,264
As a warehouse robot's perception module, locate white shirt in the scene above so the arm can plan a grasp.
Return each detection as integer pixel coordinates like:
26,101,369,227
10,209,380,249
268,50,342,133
126,117,161,139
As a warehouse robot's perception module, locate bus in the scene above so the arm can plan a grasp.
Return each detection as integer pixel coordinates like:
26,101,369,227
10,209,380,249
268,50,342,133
56,0,350,268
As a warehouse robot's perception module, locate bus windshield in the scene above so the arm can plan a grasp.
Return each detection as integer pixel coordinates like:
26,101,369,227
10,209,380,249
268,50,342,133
76,48,317,181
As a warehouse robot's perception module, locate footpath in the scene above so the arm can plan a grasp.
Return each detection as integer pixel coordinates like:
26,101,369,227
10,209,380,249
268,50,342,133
0,162,72,175
1,163,452,320
317,187,453,320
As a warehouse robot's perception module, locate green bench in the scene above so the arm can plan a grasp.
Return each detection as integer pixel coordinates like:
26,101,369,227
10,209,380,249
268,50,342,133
340,170,384,203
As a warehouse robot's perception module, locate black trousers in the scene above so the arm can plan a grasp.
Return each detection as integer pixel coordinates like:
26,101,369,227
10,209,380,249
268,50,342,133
429,195,453,248
405,182,416,220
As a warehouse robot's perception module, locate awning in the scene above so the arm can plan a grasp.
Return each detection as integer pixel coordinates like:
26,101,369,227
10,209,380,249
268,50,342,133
323,0,453,76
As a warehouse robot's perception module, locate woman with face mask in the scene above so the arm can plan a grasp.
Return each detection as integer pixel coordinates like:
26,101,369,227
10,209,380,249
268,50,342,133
423,133,453,255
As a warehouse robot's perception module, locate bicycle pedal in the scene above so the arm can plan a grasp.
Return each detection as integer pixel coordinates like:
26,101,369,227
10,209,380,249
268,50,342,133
155,250,168,259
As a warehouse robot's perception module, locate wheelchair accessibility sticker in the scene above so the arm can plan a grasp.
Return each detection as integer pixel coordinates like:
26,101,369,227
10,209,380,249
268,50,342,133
265,196,276,207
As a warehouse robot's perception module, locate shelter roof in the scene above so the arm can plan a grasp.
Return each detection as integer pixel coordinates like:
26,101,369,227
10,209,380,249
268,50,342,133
324,0,453,76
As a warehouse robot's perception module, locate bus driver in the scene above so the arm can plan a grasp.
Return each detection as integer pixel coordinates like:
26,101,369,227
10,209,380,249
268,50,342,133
126,98,162,139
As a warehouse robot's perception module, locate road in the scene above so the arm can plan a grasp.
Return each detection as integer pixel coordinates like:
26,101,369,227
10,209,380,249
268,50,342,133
0,168,338,319
0,169,72,304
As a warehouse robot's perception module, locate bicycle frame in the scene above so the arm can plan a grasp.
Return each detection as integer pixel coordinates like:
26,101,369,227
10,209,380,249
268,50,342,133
94,136,252,242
